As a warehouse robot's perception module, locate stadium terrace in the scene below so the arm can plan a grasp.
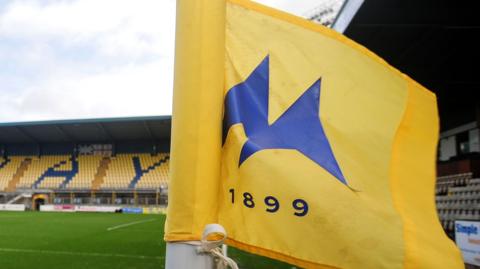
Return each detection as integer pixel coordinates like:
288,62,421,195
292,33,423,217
0,116,171,211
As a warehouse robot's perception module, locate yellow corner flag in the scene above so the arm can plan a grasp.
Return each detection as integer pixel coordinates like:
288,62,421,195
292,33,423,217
165,0,463,268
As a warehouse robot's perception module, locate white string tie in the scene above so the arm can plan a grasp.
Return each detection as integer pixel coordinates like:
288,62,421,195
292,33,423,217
200,224,239,269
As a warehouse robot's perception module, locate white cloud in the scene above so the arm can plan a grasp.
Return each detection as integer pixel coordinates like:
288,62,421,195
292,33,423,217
0,0,176,56
1,60,173,121
0,0,175,122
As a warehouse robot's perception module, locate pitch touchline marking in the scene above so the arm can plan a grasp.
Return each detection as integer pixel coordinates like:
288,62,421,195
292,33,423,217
0,248,163,260
107,218,156,231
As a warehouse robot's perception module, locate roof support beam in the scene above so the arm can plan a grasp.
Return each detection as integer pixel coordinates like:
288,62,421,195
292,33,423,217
395,27,436,64
97,123,114,141
14,126,38,143
143,121,155,141
55,125,75,142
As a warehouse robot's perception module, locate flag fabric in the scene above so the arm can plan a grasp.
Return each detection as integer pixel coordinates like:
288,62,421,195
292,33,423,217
166,0,463,268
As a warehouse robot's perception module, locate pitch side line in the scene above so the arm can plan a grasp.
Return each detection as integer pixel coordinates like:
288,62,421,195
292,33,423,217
106,218,156,231
0,248,163,260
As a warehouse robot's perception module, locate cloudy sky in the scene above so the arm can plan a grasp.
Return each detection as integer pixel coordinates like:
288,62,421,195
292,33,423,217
0,0,324,123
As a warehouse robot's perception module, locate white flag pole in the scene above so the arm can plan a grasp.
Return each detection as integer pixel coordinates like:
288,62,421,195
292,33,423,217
167,224,237,269
166,243,214,269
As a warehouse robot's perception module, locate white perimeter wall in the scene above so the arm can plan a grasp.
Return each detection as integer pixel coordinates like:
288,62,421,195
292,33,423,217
0,204,26,211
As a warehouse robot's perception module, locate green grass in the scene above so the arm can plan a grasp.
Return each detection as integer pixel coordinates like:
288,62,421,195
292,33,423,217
0,211,295,269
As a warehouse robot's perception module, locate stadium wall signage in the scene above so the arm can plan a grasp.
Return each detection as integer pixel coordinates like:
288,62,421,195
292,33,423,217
455,220,480,266
0,204,25,211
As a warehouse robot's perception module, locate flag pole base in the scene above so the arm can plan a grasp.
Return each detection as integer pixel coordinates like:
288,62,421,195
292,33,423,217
165,224,237,269
165,242,215,269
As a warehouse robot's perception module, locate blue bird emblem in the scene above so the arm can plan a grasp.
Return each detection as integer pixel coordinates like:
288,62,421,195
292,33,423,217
223,56,347,186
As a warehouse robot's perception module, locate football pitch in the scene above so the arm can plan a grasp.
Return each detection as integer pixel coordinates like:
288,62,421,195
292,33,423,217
0,211,293,269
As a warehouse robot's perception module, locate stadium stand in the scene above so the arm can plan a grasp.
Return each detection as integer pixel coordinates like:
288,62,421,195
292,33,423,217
0,156,25,191
67,155,103,189
135,153,170,189
102,154,137,189
0,116,171,207
0,153,169,191
17,155,70,189
435,172,480,238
